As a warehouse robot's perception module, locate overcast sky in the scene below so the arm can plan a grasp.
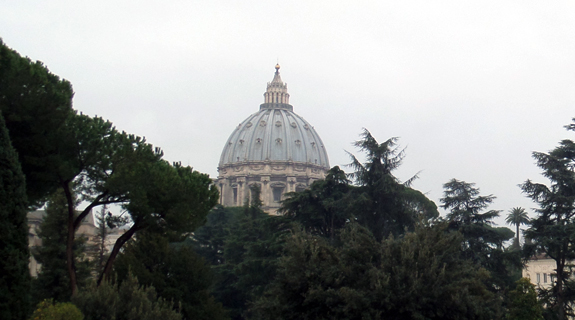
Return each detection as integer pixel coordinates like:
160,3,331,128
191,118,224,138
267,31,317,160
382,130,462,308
3,1,575,228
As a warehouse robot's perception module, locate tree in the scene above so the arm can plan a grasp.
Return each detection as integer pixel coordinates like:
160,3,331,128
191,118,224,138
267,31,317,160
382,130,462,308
58,114,161,293
280,166,351,241
97,161,219,285
0,112,30,319
441,179,518,291
522,118,575,320
280,130,439,242
72,274,182,320
46,112,218,294
201,185,291,320
31,189,91,304
505,278,543,320
252,222,500,320
192,205,243,266
114,233,228,320
505,207,529,249
0,39,75,206
347,129,438,240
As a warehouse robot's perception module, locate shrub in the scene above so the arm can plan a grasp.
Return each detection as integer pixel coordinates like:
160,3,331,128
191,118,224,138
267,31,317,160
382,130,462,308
72,274,181,320
29,300,83,320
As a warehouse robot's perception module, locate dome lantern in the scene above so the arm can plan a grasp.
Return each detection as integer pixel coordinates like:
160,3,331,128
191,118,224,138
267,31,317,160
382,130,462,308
262,65,291,110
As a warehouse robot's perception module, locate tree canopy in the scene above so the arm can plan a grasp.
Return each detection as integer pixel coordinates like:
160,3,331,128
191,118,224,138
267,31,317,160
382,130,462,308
0,39,75,206
347,129,438,239
115,233,228,320
441,179,518,292
72,274,182,320
0,110,30,320
252,223,500,320
522,118,575,320
280,166,351,241
281,129,439,243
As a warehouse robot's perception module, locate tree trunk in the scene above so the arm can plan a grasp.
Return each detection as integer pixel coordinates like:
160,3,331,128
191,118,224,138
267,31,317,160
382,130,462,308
72,193,112,231
556,257,565,320
97,223,140,286
516,224,520,246
63,186,112,296
62,181,78,295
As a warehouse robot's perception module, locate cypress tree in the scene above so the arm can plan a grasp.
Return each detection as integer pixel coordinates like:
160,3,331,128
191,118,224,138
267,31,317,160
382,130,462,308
0,112,31,319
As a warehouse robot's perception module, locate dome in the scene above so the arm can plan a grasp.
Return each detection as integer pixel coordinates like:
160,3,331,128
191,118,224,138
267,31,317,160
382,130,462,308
219,109,329,168
216,65,330,214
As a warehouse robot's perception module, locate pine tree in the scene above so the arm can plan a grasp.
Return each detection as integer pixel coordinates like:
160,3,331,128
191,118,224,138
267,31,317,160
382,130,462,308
0,39,74,206
347,129,438,240
0,112,31,319
522,118,575,320
441,179,518,291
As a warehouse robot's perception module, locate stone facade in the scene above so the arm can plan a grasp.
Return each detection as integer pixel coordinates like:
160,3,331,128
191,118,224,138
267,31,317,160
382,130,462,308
216,65,330,214
523,255,556,289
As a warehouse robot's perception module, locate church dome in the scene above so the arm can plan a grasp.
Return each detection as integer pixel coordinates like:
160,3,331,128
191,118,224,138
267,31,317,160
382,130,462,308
219,106,329,168
219,66,329,168
216,65,329,213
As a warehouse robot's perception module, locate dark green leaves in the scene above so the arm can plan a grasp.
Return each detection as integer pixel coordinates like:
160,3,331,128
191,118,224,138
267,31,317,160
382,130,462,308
521,118,575,319
0,39,74,206
252,223,499,320
0,108,30,320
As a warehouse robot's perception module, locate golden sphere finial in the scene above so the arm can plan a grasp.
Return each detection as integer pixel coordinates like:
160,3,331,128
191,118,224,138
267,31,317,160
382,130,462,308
275,63,280,71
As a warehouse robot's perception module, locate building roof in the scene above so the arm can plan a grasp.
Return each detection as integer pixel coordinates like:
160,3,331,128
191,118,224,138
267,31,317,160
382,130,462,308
218,66,330,169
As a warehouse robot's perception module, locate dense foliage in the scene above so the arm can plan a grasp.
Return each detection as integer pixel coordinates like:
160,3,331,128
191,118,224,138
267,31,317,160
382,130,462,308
347,129,439,239
194,186,292,319
441,179,519,292
505,278,543,320
0,111,30,319
252,223,499,320
0,39,74,206
282,130,439,243
72,274,181,320
115,233,228,320
280,166,351,242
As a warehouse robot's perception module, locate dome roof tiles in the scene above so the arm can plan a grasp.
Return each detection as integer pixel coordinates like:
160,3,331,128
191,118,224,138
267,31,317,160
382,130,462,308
219,108,329,168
